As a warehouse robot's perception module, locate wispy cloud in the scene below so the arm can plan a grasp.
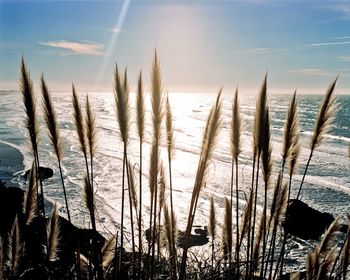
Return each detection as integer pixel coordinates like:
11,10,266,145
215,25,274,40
305,41,350,47
332,36,350,40
39,40,104,55
291,68,330,76
110,27,124,33
246,47,272,53
337,55,350,62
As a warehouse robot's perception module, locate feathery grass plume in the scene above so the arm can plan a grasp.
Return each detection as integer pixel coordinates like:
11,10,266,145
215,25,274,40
316,249,336,280
47,204,59,261
136,70,145,273
252,207,266,272
251,75,268,277
290,272,300,280
85,95,97,158
136,71,145,142
296,78,338,200
209,196,216,270
163,204,177,279
180,90,222,279
8,217,21,276
114,65,130,145
230,88,241,277
83,175,95,221
24,162,37,225
113,64,131,276
20,58,39,160
306,250,316,280
261,107,273,186
102,237,116,271
166,94,174,157
239,188,253,245
223,198,233,266
339,214,350,279
158,164,166,212
72,85,87,156
253,74,268,156
282,91,299,170
317,217,340,258
41,75,63,163
41,76,71,222
149,50,165,278
127,160,138,215
267,181,288,279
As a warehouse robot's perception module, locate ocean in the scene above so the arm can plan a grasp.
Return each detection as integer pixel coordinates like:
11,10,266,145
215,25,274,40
0,90,349,268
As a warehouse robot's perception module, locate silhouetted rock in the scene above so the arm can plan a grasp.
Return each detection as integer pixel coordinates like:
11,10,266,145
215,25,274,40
283,199,336,240
25,166,54,180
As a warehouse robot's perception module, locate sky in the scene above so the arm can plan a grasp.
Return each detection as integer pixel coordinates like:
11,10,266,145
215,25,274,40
1,0,350,94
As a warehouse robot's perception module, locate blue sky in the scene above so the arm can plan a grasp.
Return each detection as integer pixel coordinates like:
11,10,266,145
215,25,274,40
1,0,350,94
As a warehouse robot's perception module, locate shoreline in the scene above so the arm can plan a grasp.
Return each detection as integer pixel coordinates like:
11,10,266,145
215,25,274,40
0,141,24,187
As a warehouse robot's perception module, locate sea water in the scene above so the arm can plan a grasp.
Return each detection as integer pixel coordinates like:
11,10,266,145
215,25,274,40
0,90,349,268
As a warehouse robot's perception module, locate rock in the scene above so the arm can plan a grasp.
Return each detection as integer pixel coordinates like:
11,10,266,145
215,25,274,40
25,166,54,180
283,199,336,240
145,225,209,248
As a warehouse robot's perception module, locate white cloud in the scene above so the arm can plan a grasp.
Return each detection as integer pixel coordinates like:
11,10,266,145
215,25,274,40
332,36,350,40
39,40,103,55
291,68,330,76
110,27,124,33
305,41,350,47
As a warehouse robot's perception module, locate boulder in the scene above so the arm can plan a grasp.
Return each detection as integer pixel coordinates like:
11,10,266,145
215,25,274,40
25,166,54,180
283,199,336,240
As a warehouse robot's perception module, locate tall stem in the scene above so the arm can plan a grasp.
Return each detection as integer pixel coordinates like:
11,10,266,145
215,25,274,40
57,160,71,222
295,150,313,200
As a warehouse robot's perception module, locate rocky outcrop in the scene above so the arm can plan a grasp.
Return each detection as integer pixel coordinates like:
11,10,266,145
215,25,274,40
24,166,54,180
283,199,337,240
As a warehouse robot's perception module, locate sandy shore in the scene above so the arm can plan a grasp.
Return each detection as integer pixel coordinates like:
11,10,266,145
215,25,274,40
0,141,24,186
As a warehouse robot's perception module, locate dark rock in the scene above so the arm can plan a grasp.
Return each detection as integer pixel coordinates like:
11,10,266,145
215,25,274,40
25,166,54,180
283,199,336,240
145,225,209,248
0,184,24,238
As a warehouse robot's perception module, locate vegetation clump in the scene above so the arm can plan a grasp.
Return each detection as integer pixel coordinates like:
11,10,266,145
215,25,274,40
0,55,348,280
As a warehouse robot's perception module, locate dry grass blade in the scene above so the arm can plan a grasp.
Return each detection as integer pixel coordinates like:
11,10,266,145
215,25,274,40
209,196,216,240
268,173,282,229
8,217,21,275
316,249,336,280
85,95,97,157
72,85,87,155
231,87,241,159
310,78,338,151
166,94,174,157
163,204,173,254
136,71,145,142
282,91,299,166
20,58,39,154
114,64,130,145
102,237,116,270
47,204,59,261
41,75,63,160
149,144,159,196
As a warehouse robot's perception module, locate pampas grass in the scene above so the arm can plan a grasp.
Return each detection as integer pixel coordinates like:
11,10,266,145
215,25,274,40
41,76,71,222
209,196,216,270
180,90,222,279
47,204,59,261
296,78,338,200
8,217,21,277
24,162,37,225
